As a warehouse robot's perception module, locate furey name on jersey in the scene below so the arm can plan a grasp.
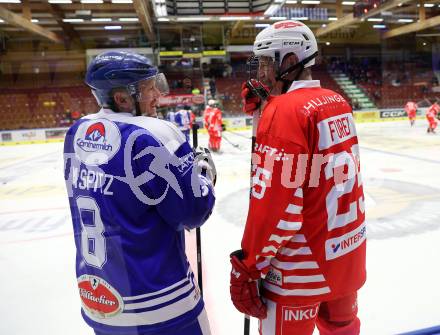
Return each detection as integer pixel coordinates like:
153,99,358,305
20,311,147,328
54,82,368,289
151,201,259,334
253,114,359,184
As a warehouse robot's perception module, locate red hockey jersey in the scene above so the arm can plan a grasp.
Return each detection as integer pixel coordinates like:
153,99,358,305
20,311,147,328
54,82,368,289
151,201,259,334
405,101,417,117
426,103,440,119
241,80,366,304
204,107,223,136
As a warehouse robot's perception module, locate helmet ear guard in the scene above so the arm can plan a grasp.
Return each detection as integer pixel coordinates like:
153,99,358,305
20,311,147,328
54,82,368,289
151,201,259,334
276,51,319,93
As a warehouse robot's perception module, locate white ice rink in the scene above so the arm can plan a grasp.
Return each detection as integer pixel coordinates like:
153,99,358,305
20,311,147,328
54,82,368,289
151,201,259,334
0,120,440,335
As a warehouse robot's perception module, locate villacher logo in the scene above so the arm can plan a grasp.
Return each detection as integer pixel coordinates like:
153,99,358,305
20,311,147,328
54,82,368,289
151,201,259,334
77,122,113,153
78,274,123,318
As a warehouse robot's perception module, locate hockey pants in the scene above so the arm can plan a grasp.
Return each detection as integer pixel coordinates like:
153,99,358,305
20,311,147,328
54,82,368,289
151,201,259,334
259,292,360,335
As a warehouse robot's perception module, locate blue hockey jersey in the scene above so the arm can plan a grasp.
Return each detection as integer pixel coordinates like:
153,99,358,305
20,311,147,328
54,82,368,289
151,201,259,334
63,109,215,335
174,109,192,132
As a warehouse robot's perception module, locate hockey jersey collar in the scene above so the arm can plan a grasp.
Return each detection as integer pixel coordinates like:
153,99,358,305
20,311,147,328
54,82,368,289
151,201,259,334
287,80,321,93
98,108,133,117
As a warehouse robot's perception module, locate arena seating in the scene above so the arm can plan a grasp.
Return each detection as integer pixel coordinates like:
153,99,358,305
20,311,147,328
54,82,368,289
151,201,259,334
0,86,98,130
328,57,440,108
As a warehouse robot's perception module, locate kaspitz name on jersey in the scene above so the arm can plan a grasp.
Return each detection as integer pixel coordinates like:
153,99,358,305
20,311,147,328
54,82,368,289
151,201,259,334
71,166,114,195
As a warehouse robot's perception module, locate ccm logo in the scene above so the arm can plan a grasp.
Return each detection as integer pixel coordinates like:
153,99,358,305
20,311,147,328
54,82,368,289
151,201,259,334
283,41,301,46
381,110,406,118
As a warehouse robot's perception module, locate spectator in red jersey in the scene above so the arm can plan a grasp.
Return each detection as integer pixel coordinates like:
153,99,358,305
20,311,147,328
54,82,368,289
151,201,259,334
426,102,440,133
231,20,366,335
71,110,81,120
404,101,418,126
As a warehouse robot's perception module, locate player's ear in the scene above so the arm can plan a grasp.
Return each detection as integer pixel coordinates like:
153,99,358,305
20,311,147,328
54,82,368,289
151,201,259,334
113,91,132,108
282,53,299,70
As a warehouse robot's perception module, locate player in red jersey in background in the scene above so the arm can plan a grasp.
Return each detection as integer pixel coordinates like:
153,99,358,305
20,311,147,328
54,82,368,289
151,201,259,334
203,99,214,139
203,99,223,152
404,101,418,126
426,102,439,133
230,20,366,335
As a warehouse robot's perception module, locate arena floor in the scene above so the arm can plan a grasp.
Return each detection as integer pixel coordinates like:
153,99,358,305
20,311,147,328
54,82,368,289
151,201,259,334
0,119,439,335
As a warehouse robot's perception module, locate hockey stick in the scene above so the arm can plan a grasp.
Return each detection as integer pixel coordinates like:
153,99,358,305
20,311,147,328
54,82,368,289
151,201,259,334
222,133,240,149
225,129,252,140
192,123,204,297
243,111,261,335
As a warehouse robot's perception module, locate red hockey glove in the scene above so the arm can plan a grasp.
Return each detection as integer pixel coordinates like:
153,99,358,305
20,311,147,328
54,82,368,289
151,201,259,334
230,250,267,319
241,81,261,115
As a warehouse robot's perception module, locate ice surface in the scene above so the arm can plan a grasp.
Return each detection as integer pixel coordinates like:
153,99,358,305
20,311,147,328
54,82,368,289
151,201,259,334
0,120,439,334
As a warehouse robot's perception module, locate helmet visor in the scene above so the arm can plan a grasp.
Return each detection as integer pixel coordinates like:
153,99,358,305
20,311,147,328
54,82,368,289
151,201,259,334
247,55,279,93
134,73,169,102
155,73,170,96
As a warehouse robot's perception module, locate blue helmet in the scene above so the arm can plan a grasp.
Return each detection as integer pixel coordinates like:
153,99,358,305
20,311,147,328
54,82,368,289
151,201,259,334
85,51,160,107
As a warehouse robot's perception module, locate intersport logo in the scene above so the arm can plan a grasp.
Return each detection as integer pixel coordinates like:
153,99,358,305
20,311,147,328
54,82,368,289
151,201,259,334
325,223,366,260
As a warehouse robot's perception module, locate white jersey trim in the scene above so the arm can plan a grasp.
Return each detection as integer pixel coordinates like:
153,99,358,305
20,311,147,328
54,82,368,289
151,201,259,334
123,274,190,301
271,259,319,270
269,234,294,244
290,234,307,243
286,204,303,215
277,220,302,231
279,246,312,256
284,275,326,284
287,80,321,93
124,281,194,310
264,282,331,296
83,287,200,326
294,188,303,198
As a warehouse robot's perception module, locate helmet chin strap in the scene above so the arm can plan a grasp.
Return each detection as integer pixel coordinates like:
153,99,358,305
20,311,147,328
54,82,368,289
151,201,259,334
275,51,319,94
133,101,142,116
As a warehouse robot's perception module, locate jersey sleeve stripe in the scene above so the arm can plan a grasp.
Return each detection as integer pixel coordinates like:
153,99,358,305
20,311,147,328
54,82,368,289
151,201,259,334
285,204,303,214
290,234,307,243
123,271,191,301
269,234,294,243
264,283,331,296
279,246,312,256
277,220,302,231
294,188,303,198
284,275,326,283
256,257,272,270
262,245,279,254
271,260,319,270
123,281,194,310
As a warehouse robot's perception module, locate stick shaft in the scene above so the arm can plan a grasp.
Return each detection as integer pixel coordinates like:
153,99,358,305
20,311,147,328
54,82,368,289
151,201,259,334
192,123,203,296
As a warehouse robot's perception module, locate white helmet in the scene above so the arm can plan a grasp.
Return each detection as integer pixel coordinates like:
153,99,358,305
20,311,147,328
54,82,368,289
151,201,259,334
208,99,216,106
253,20,318,68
